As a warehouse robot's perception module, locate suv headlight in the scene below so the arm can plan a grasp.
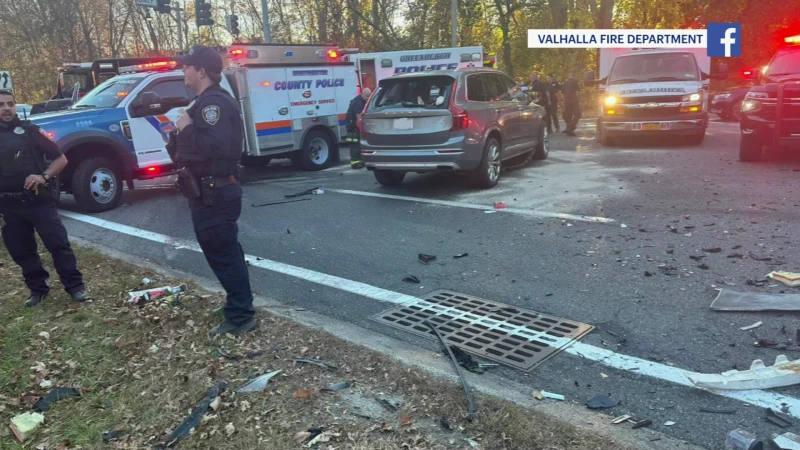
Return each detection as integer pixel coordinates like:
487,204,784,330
742,91,768,113
604,95,617,106
745,91,768,100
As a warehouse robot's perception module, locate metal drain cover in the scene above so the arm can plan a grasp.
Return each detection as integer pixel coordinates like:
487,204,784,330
371,290,594,372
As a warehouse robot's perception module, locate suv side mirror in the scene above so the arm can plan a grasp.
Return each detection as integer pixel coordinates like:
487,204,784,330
132,92,164,116
584,71,596,86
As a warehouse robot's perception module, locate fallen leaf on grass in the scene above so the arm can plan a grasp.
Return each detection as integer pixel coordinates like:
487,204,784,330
209,396,221,411
293,390,313,400
295,431,312,443
307,431,333,446
225,423,236,436
38,332,50,340
382,422,394,432
400,415,412,426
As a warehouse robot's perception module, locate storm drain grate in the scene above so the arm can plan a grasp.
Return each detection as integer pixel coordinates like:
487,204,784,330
371,290,594,372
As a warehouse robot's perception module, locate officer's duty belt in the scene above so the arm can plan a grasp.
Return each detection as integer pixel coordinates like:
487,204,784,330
213,174,238,188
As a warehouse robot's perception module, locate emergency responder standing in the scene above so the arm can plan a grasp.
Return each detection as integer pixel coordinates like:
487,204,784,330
561,71,582,136
526,73,551,125
545,74,562,133
0,89,86,307
172,45,256,336
345,88,371,169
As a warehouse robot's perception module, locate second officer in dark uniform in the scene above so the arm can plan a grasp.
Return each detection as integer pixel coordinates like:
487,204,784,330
172,45,256,336
0,89,86,307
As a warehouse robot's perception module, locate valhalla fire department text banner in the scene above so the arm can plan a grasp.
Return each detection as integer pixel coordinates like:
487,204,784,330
528,30,707,48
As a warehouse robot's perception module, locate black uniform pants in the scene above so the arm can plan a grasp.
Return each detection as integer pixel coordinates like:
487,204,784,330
563,101,582,133
190,183,255,326
547,103,560,131
0,200,84,296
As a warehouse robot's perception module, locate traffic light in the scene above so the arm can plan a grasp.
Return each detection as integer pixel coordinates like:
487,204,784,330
225,14,240,36
195,0,213,27
155,0,170,14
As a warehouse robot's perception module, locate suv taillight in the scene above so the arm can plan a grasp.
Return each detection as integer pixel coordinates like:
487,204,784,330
448,81,468,131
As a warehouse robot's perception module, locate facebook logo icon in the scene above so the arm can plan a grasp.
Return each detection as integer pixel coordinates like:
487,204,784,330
707,23,742,57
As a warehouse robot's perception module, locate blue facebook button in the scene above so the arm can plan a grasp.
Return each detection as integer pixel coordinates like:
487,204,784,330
707,23,742,57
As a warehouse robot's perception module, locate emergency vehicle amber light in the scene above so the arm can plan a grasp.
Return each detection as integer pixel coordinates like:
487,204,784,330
117,91,128,98
328,50,339,59
260,82,271,87
136,61,177,71
785,35,800,43
230,49,245,58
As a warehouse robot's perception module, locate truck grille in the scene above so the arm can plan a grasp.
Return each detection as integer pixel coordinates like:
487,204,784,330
775,84,800,140
618,95,683,104
622,107,681,119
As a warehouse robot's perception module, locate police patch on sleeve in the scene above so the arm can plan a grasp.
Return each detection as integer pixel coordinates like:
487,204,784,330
202,105,220,125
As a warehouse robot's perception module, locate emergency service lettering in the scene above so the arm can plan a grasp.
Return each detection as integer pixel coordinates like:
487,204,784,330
395,63,458,73
274,78,345,90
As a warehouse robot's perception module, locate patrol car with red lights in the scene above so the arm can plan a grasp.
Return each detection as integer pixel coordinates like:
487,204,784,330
31,44,358,213
738,35,800,161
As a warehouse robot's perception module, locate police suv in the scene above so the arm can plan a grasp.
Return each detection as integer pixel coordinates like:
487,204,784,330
739,35,800,161
31,44,357,212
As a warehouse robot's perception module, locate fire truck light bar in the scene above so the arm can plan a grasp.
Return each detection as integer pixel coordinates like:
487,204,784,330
785,35,800,44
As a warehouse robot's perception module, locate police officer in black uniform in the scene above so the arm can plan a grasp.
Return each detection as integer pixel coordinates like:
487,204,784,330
172,45,256,336
0,89,86,307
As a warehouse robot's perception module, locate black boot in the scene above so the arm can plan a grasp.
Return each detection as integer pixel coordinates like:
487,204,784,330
25,291,49,307
209,317,258,336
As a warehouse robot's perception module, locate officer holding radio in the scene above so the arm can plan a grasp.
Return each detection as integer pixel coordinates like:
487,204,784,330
0,89,86,307
171,45,256,336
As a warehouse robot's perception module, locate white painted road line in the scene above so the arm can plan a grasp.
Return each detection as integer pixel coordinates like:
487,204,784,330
325,189,615,224
60,210,800,417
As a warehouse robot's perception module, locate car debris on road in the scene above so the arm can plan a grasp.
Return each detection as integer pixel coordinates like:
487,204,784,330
687,355,800,390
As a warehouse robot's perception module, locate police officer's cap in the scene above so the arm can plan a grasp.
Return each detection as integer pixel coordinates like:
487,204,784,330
175,45,223,74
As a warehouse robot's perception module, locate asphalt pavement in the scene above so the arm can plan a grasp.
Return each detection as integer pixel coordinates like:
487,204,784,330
53,118,800,448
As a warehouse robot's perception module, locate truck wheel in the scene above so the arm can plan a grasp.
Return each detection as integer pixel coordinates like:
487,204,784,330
240,154,272,168
739,133,763,162
294,130,335,171
71,157,123,213
597,124,613,146
686,132,705,146
374,170,405,186
471,137,502,188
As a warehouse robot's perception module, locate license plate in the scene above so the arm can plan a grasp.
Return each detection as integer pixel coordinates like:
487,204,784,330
393,118,414,130
642,123,661,131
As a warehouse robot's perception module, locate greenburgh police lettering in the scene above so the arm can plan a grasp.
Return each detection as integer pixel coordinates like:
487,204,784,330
274,79,345,90
394,52,459,73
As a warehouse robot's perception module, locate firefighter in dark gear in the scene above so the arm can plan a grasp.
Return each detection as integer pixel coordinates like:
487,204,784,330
172,45,256,336
561,71,582,137
345,88,371,169
545,74,562,133
0,89,86,307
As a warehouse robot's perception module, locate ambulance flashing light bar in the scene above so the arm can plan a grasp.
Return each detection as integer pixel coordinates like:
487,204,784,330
119,61,178,73
227,47,342,60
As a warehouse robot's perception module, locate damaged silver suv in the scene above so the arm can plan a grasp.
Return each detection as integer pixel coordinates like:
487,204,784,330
357,68,549,188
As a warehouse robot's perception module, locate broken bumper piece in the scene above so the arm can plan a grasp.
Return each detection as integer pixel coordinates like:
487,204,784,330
687,355,800,390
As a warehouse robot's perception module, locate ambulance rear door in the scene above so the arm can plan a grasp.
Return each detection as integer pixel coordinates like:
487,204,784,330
283,66,346,145
332,65,359,140
246,67,293,154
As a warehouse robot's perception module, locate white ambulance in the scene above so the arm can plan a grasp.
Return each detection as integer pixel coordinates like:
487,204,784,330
31,44,358,213
341,46,497,91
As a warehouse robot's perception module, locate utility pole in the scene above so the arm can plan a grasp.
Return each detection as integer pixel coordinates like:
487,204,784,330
451,0,457,47
174,5,184,51
261,0,271,43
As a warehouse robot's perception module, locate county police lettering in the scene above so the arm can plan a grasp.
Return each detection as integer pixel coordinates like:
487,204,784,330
0,89,86,307
173,45,256,336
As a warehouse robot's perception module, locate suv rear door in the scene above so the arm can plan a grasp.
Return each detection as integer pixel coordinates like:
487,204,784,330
484,73,524,157
362,75,456,147
500,73,539,146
